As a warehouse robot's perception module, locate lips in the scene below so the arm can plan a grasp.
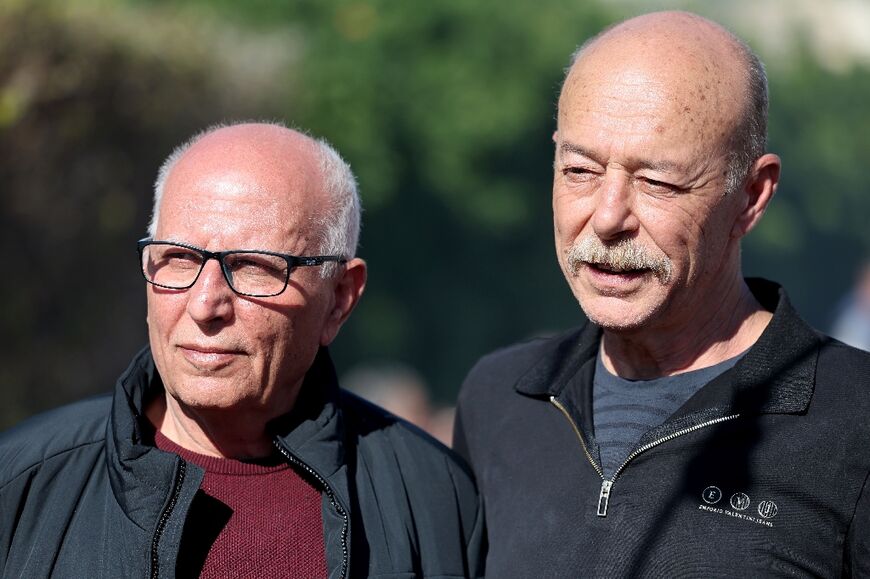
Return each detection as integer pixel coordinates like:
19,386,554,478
177,344,244,369
588,262,648,275
586,262,650,277
582,263,650,292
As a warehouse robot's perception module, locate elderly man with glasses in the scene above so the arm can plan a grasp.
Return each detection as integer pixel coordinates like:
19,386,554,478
0,122,484,579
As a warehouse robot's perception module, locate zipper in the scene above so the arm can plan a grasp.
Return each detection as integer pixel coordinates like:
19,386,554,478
550,395,739,517
273,439,349,579
150,459,187,579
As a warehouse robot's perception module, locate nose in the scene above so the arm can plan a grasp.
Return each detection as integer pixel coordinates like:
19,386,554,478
591,170,639,241
186,259,235,325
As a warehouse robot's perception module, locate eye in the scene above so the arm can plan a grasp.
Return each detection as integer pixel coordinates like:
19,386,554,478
159,248,202,269
638,176,678,195
561,166,599,184
225,254,286,276
165,249,200,262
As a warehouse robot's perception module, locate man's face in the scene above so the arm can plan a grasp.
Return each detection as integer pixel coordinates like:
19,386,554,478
553,56,745,333
146,132,340,417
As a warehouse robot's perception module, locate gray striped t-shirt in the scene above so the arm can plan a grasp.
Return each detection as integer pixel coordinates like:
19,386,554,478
592,352,743,478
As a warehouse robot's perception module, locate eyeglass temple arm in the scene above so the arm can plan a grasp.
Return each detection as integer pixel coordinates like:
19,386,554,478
297,256,347,266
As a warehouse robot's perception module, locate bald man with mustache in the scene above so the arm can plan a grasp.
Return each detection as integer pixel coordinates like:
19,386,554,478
455,11,870,577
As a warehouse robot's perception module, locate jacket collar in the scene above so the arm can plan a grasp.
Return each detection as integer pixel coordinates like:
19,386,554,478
514,278,820,417
106,347,192,531
106,346,351,528
267,347,348,486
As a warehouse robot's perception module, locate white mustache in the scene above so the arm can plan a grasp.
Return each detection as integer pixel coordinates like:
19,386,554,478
566,237,673,283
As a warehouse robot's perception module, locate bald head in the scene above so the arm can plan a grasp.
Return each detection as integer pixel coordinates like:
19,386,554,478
149,122,361,269
560,11,767,192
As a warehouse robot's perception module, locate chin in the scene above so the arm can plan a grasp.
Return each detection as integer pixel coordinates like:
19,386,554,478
167,377,252,412
578,295,663,332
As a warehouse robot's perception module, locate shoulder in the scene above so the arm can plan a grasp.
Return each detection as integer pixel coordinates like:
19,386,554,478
338,390,481,532
459,324,589,407
0,395,111,488
338,390,481,516
338,391,485,577
816,335,870,402
818,334,870,371
339,390,473,483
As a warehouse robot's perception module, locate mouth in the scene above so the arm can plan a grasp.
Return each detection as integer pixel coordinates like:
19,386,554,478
177,344,244,369
586,262,650,277
566,236,673,285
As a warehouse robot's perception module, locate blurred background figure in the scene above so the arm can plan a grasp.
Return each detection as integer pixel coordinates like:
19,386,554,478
343,363,455,445
428,406,457,447
830,262,870,351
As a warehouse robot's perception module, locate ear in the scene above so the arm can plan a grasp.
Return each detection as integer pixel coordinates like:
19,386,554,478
320,257,367,346
731,153,780,239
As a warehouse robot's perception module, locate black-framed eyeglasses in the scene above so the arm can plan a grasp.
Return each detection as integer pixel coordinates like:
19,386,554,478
137,238,346,298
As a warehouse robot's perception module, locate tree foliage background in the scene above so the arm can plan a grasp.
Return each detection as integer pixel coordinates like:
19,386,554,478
2,0,869,429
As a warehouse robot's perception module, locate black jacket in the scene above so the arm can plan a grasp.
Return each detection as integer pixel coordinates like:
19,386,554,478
455,279,870,578
1,347,484,579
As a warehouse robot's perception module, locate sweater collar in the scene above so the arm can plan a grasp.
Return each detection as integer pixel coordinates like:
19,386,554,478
515,278,819,416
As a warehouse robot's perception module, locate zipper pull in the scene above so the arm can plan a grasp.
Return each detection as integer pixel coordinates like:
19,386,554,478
597,480,613,517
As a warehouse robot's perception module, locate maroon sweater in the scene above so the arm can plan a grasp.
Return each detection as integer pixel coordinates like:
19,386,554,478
155,431,328,578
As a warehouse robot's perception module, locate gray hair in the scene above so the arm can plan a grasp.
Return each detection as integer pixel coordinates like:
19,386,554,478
724,44,768,195
315,136,361,275
148,121,361,277
562,20,769,196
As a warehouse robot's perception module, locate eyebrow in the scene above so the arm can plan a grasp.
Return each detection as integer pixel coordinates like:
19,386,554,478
558,141,685,173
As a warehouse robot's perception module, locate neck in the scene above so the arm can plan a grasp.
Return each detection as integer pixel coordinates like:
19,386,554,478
146,393,293,460
601,277,772,380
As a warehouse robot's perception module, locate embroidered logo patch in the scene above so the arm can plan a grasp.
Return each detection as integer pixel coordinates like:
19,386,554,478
697,484,778,527
730,492,750,511
758,500,778,519
702,486,722,504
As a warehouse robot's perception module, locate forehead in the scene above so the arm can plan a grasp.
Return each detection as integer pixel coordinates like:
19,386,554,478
558,26,746,154
156,130,325,249
565,66,729,139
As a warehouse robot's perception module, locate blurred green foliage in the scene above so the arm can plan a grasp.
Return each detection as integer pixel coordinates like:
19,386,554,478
0,0,288,427
2,0,869,428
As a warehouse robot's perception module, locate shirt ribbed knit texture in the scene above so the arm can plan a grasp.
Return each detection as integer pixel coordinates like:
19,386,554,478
155,431,328,579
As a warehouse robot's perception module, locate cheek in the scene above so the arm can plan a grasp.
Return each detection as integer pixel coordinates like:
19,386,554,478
553,192,593,242
145,293,164,334
146,292,184,334
250,312,320,386
638,199,702,248
237,304,299,357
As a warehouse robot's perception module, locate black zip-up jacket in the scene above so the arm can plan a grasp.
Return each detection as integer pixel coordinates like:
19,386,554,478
455,279,870,578
1,347,484,579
